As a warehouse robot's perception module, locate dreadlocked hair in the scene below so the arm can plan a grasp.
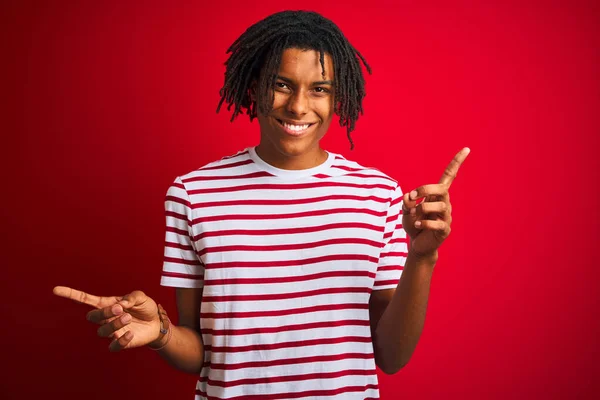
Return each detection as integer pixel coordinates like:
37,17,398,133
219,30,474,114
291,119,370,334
216,10,372,150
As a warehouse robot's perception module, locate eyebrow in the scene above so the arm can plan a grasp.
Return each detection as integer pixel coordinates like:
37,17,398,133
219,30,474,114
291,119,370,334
276,75,334,86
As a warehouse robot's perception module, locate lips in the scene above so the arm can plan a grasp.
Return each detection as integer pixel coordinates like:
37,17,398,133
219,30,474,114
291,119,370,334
275,118,316,136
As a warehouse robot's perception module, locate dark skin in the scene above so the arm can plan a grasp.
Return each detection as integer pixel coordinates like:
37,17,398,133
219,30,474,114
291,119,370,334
254,48,334,170
53,47,470,375
371,147,470,373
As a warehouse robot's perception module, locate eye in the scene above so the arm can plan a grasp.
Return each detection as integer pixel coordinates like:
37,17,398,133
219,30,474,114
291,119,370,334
274,82,290,91
313,87,330,94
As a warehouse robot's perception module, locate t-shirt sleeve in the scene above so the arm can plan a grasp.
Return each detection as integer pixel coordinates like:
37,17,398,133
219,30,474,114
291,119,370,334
374,183,408,290
160,176,205,288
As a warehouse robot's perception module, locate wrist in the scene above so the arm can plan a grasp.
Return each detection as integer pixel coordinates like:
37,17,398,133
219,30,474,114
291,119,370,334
148,329,169,349
148,304,172,350
408,248,439,266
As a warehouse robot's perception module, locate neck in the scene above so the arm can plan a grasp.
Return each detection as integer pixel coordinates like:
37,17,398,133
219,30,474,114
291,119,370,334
255,143,328,170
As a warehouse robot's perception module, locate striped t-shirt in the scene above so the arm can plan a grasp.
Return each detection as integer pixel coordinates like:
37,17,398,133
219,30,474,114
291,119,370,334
160,147,407,400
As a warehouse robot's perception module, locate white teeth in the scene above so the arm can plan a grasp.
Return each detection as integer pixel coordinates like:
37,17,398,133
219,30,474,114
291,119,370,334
283,122,310,131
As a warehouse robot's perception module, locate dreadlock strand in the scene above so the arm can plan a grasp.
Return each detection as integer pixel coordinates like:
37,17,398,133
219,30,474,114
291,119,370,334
216,10,372,149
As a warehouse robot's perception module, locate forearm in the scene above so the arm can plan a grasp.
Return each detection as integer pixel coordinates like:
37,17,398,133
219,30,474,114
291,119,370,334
152,325,205,374
373,250,437,374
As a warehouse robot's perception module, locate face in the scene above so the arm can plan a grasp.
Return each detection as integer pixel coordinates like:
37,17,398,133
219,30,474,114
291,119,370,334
255,47,335,169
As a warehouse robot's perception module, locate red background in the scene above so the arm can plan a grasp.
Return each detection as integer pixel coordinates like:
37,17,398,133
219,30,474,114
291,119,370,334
2,0,599,399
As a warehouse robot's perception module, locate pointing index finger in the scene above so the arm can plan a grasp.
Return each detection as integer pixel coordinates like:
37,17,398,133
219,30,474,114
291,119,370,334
439,147,470,186
53,286,102,308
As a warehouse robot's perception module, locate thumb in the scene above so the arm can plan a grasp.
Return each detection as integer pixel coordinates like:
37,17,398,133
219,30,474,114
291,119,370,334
402,192,417,215
118,290,147,309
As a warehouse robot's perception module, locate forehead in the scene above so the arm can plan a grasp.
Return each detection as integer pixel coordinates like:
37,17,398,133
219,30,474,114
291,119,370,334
277,48,334,82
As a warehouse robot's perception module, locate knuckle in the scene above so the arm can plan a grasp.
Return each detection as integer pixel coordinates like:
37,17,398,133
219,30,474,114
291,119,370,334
118,333,130,347
131,290,146,299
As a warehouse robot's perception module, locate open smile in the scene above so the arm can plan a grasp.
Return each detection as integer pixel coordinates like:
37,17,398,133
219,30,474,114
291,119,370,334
275,118,317,136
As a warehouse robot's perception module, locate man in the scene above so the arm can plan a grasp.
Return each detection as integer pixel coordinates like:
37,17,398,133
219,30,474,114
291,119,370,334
54,10,469,399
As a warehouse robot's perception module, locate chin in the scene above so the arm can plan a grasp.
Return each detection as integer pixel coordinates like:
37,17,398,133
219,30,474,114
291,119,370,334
271,137,318,158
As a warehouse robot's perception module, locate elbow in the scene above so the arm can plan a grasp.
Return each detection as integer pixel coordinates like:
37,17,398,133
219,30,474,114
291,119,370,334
372,333,414,374
375,347,412,375
378,359,409,375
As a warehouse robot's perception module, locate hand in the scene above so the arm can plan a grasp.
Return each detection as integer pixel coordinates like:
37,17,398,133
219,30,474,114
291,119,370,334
402,147,470,258
53,286,161,352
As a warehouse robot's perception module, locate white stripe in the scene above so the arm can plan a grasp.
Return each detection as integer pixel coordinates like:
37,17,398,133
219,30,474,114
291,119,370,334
205,340,373,365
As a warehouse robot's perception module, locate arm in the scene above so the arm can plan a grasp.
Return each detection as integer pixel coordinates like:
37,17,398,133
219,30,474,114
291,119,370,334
151,288,205,375
370,250,437,374
52,286,205,375
151,177,206,373
370,147,470,374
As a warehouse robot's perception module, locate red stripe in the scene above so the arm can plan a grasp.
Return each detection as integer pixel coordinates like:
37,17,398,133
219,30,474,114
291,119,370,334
201,303,368,319
203,319,370,336
194,222,384,240
195,384,378,400
376,265,404,272
221,151,249,160
164,256,202,266
164,242,194,251
203,270,375,286
166,226,189,236
313,173,330,178
380,251,408,258
385,213,401,224
165,210,189,222
165,195,190,208
162,271,204,279
383,224,403,240
206,352,373,371
389,237,409,244
183,171,272,182
374,279,399,287
203,287,372,303
344,172,396,183
205,254,378,269
192,207,386,225
391,195,403,207
192,194,390,209
331,165,363,172
198,238,382,256
188,182,394,195
194,158,253,172
204,335,372,354
204,369,377,388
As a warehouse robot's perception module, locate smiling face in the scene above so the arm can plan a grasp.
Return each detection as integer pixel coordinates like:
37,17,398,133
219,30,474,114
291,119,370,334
255,48,335,170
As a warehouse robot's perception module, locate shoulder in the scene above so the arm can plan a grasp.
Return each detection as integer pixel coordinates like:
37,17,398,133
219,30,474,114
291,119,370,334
164,148,254,197
179,148,253,183
328,152,398,187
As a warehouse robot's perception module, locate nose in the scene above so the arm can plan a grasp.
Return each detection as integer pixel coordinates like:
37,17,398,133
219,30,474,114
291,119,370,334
286,90,309,116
